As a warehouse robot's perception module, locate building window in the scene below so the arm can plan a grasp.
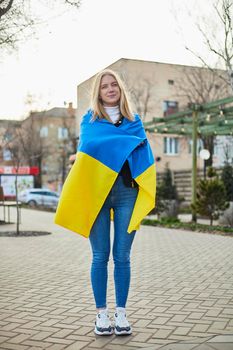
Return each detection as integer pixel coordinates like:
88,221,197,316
213,136,232,157
188,139,204,154
213,139,218,155
4,132,13,142
3,149,12,161
163,101,178,117
40,126,48,138
168,79,174,85
58,127,68,140
164,137,179,155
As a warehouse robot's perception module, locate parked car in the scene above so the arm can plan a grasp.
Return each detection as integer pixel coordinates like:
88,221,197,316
18,188,59,208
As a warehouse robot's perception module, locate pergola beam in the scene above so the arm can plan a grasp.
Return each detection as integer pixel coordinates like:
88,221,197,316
144,96,233,127
144,95,233,223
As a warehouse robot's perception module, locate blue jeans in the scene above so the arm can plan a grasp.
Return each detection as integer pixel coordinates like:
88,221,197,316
89,175,138,309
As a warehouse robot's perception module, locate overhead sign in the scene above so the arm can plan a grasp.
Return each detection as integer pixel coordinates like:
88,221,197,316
0,166,39,175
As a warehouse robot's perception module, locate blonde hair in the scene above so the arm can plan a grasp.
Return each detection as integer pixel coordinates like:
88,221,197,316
90,69,134,121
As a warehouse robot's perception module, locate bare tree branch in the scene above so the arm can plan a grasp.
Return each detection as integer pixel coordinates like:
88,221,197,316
0,0,81,52
0,0,14,18
129,78,154,121
64,0,81,7
182,0,233,91
173,65,231,167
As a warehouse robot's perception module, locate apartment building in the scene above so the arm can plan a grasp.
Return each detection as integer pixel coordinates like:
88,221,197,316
76,58,231,172
0,103,76,194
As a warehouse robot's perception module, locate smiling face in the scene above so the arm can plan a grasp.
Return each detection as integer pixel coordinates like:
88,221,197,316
99,74,121,107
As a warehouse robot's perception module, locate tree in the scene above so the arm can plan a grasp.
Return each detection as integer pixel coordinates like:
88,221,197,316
0,0,81,52
19,113,50,187
22,104,77,188
58,103,77,184
128,78,154,121
181,0,233,91
221,163,233,201
175,66,230,107
160,164,178,201
174,65,230,168
195,167,229,225
153,184,169,219
2,125,26,235
158,164,179,218
19,95,55,187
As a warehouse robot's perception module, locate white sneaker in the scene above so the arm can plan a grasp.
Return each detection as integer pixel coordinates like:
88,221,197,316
94,309,114,336
114,308,132,335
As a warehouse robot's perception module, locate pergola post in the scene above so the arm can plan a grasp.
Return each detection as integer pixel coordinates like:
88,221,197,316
191,108,198,223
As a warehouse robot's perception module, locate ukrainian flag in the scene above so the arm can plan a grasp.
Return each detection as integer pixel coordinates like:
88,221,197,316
54,111,156,238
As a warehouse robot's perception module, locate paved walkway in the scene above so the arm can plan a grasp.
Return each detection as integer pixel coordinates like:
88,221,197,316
0,208,233,350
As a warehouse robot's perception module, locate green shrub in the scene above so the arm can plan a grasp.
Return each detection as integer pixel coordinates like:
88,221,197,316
221,163,233,201
160,217,180,224
155,164,179,218
195,167,229,225
141,218,233,235
160,164,178,200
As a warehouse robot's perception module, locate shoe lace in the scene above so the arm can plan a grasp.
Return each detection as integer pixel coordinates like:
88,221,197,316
98,311,111,328
115,311,129,327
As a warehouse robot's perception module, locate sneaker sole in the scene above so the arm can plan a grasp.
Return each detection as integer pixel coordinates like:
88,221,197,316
94,327,114,336
115,329,132,335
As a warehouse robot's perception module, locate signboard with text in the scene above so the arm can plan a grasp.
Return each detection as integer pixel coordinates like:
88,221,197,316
0,166,39,175
0,175,34,197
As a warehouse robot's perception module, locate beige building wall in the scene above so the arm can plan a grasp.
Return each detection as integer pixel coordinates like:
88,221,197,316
76,58,227,171
0,106,76,192
25,107,76,190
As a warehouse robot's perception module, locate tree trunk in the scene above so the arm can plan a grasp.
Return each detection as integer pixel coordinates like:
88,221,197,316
15,171,20,235
210,215,213,226
203,135,214,170
35,157,42,187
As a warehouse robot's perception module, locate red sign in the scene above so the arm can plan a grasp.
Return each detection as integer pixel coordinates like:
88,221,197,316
0,166,39,175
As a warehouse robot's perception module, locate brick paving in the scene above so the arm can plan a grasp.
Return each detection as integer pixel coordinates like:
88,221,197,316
0,208,233,350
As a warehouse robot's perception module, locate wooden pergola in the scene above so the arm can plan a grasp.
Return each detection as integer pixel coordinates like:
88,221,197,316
144,96,233,222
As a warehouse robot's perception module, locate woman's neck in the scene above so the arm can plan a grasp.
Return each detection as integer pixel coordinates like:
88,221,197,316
104,105,120,123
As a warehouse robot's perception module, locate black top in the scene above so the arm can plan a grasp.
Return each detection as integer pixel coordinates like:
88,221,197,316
114,117,138,188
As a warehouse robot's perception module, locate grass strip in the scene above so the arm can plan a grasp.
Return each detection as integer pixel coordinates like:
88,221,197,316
142,218,233,236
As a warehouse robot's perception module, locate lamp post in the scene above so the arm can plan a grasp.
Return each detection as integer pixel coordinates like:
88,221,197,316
200,149,210,179
191,108,198,223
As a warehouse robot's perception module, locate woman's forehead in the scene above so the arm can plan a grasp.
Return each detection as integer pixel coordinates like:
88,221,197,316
101,74,117,82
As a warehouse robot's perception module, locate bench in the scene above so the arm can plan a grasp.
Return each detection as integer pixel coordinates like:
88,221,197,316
0,186,21,223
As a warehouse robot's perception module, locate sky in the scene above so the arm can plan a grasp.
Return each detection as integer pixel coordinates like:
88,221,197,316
0,0,215,120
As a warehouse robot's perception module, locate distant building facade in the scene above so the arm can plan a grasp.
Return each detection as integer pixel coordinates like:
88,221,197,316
76,58,232,172
0,103,76,193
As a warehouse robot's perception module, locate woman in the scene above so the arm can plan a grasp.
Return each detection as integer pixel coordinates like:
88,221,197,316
55,69,156,336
